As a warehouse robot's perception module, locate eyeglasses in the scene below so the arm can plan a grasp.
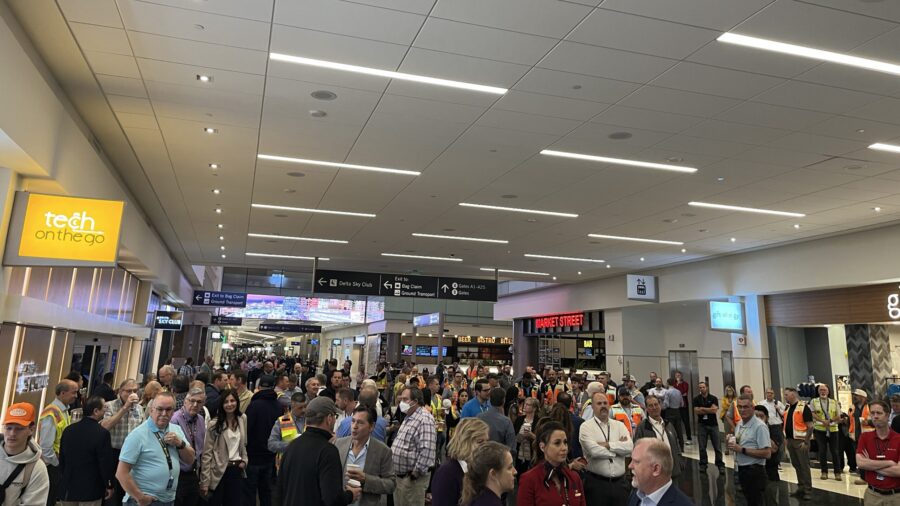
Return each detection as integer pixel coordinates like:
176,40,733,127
186,399,204,405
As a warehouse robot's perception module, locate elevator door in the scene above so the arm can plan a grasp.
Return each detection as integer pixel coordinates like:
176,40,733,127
668,351,699,437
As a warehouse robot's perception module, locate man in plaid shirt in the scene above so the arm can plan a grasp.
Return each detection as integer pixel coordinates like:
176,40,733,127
391,386,436,505
101,379,144,503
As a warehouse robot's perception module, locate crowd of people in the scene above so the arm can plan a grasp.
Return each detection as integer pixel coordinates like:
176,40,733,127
2,355,900,506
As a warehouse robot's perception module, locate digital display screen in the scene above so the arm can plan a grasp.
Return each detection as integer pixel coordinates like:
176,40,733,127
220,294,384,323
402,345,414,355
430,346,448,357
709,301,745,333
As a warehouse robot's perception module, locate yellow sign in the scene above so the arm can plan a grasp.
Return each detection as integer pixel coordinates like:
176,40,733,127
583,340,593,348
17,193,124,264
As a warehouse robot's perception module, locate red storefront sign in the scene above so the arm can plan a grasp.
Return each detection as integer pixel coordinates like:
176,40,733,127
534,312,584,329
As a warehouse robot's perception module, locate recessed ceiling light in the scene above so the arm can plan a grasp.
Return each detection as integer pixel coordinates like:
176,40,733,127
688,201,805,217
577,271,582,275
793,223,801,229
730,237,737,243
269,53,508,95
662,218,678,224
665,157,684,163
311,90,337,100
220,245,226,250
212,189,221,195
587,234,684,246
869,143,900,154
718,32,900,76
217,224,224,229
681,248,687,253
608,132,633,140
459,202,578,218
246,252,327,261
248,232,348,244
194,24,205,31
524,254,605,263
283,188,296,193
218,236,224,241
215,208,222,214
572,84,582,90
221,254,226,258
203,127,217,134
381,253,463,262
209,163,219,169
526,218,538,223
479,268,550,276
640,257,645,262
606,264,611,269
252,203,375,218
286,171,306,178
874,206,882,212
717,177,725,182
196,74,213,82
309,110,327,118
857,129,866,133
552,276,557,281
258,154,420,176
541,150,698,173
412,233,508,244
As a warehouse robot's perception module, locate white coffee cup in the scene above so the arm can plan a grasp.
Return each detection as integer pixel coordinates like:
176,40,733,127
348,479,361,488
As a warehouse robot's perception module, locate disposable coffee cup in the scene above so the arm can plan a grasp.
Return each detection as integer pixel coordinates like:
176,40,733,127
348,479,361,488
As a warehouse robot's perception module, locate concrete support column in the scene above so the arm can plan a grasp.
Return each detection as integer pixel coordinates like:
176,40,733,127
512,319,536,375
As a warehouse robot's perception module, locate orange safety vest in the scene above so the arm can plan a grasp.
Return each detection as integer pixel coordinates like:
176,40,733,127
611,403,644,435
783,401,809,439
517,383,538,399
848,404,874,440
543,383,568,405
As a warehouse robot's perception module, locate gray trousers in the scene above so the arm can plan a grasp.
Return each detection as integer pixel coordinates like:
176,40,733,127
394,473,430,506
786,438,812,493
697,424,724,466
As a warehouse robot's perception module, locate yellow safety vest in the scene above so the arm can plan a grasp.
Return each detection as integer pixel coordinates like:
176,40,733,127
39,404,70,455
430,395,445,432
810,397,839,432
279,413,300,443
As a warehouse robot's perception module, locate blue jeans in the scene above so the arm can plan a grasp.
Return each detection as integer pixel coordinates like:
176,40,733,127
243,462,273,506
697,423,724,466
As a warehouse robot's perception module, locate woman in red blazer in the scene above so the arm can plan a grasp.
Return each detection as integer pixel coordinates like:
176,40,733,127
516,421,587,506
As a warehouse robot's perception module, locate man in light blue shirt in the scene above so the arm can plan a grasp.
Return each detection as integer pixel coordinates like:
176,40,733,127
116,392,195,505
460,379,491,419
727,396,771,506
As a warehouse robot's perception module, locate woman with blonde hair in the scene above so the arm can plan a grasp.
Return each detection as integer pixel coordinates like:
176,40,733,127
431,418,489,506
460,442,517,506
513,397,540,474
721,384,737,454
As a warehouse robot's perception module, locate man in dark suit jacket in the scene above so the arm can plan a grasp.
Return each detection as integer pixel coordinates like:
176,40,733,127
627,439,694,506
58,395,115,503
334,406,395,506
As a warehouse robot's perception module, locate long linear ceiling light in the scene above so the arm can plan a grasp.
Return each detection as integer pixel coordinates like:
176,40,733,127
246,252,329,260
269,53,508,95
412,233,508,244
524,254,605,263
252,203,376,218
480,268,550,276
381,253,463,262
459,203,578,218
689,201,805,218
248,233,348,244
587,234,684,246
541,150,698,174
258,154,420,176
718,33,900,76
869,143,900,154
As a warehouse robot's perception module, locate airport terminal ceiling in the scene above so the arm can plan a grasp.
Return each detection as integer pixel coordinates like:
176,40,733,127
11,0,900,286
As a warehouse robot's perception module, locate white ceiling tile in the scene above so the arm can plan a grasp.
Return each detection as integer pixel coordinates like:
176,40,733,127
619,86,742,117
376,94,485,124
715,101,832,131
803,0,900,23
274,0,424,45
430,0,592,38
414,18,557,66
654,135,754,158
795,64,900,97
738,146,830,168
148,81,262,114
343,0,436,15
683,120,788,145
96,74,147,98
127,32,267,74
686,42,818,79
476,109,581,136
599,0,772,31
83,51,140,79
154,100,260,129
513,68,639,104
264,77,381,126
842,177,900,194
58,0,122,27
136,59,265,95
568,9,719,59
634,148,725,169
702,159,792,180
651,62,784,100
766,169,862,193
804,157,900,178
68,23,131,55
539,42,677,84
107,95,154,115
847,97,900,126
806,186,892,203
116,112,158,130
136,0,273,21
591,106,704,134
493,90,608,121
258,118,361,161
559,123,673,150
730,0,896,51
753,81,881,115
767,133,864,156
805,116,900,142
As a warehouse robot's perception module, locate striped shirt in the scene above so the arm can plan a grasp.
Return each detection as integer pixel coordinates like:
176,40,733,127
391,406,436,475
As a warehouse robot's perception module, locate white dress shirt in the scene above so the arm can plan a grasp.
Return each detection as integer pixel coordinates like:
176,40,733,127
636,480,673,506
579,416,633,477
647,416,670,448
762,399,785,425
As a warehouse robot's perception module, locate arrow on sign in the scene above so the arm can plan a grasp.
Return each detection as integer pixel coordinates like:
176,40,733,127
441,284,449,293
383,281,393,290
194,293,203,303
318,277,327,286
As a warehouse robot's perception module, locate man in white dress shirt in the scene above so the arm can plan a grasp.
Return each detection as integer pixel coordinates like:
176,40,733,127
579,391,633,506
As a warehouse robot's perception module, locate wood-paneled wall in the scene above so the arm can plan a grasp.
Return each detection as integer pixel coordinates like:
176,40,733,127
765,282,900,326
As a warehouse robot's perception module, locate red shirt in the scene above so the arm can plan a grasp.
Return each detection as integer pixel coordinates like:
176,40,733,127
516,462,586,506
856,430,900,490
676,380,689,400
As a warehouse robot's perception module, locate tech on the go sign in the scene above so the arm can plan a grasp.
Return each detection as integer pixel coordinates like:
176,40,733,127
5,192,125,267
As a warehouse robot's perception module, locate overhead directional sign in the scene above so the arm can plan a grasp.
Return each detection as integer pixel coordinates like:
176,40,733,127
413,312,441,327
210,315,243,326
258,323,322,333
313,269,497,301
192,290,247,308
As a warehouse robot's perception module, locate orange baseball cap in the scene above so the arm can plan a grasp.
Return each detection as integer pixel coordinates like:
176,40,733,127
4,402,35,426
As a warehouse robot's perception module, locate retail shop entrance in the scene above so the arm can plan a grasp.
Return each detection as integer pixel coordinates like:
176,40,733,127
514,310,605,373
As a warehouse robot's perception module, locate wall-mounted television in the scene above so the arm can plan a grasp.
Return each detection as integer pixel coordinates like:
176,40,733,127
709,301,746,333
401,345,414,355
219,294,384,323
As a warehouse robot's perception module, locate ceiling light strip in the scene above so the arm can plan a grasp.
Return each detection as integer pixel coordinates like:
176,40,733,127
718,33,900,76
381,253,463,262
248,233,348,244
869,143,900,154
412,233,508,244
269,53,508,95
258,154,420,176
246,252,328,260
688,201,805,218
251,203,376,218
524,254,605,263
587,234,684,246
479,268,550,276
459,202,578,218
541,150,698,173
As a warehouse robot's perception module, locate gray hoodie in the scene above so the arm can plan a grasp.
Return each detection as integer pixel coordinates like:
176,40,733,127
1,439,49,506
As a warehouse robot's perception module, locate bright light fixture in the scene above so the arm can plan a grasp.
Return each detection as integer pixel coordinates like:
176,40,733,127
217,224,224,229
459,203,578,218
640,257,645,262
730,237,737,243
479,268,550,276
412,233,508,244
587,234,684,246
869,143,900,154
218,236,224,241
215,208,222,214
718,33,900,77
248,233,348,244
252,203,376,218
212,189,221,195
541,150,698,174
688,201,805,218
221,254,226,258
258,154,420,176
220,246,226,251
246,252,328,261
196,74,212,83
681,248,687,253
204,127,217,134
209,163,219,169
381,253,463,262
524,254,605,263
269,53,508,95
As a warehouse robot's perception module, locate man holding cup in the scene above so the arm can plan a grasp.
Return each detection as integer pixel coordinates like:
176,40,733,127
102,379,143,504
335,406,396,505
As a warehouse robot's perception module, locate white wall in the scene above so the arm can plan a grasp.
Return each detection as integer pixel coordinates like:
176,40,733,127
890,327,900,377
